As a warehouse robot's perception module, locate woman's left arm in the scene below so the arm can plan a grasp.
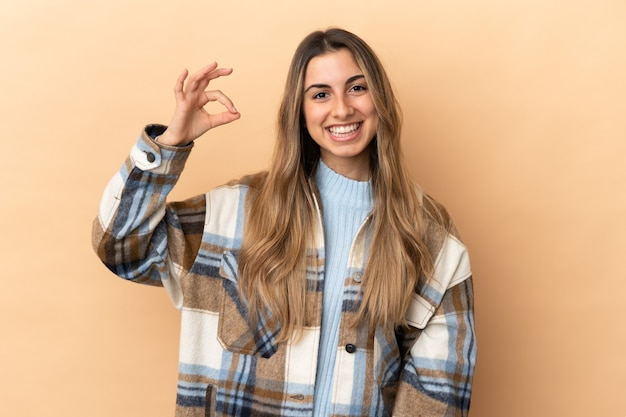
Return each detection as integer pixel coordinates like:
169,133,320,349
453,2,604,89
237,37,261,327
394,236,477,416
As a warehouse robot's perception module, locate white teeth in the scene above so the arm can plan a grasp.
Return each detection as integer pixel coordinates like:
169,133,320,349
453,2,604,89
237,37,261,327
328,123,360,135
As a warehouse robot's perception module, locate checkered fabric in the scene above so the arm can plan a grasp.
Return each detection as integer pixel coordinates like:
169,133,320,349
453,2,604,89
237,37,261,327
92,125,476,417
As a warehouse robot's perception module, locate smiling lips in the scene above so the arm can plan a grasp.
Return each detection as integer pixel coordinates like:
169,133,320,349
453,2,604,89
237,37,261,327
327,122,361,139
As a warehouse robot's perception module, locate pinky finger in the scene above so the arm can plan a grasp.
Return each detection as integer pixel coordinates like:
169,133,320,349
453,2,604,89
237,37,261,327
173,69,189,99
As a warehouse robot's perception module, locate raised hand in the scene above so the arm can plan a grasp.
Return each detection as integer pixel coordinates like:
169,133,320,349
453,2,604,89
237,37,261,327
158,63,241,146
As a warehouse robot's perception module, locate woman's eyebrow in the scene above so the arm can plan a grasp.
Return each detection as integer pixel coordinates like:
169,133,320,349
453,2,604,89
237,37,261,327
346,74,365,84
304,74,365,93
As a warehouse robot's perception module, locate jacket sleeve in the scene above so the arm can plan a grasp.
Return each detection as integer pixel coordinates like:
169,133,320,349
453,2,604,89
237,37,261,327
393,234,477,417
91,125,200,306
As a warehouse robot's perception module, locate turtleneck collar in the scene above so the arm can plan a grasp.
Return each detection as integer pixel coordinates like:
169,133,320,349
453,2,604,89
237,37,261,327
314,160,373,210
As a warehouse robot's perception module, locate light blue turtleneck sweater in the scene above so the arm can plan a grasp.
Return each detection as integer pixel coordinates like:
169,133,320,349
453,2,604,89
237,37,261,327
312,161,373,417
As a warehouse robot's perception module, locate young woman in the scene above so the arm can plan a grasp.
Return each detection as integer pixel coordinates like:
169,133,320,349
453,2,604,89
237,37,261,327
93,28,476,417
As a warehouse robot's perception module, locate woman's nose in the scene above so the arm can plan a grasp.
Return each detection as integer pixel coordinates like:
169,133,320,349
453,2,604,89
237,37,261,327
332,96,354,118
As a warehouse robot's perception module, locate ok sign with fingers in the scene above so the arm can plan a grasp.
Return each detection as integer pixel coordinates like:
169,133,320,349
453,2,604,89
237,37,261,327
158,62,240,146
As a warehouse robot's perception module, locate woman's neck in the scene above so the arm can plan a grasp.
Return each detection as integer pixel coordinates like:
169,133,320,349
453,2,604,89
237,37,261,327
318,155,370,181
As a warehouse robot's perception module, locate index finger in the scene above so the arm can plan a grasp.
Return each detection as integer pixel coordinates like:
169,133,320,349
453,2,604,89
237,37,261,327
205,90,239,114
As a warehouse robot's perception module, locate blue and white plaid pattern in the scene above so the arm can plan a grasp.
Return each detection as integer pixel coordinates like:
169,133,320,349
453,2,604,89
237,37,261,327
93,126,476,417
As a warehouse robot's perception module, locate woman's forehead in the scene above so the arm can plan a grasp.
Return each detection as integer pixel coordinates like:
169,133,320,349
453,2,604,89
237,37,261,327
304,49,363,85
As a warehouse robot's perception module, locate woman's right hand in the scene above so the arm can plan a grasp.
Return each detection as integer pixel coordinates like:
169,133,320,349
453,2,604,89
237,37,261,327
158,63,241,146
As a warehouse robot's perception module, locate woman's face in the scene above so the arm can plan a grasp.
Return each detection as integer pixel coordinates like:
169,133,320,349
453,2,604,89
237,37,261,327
302,48,378,181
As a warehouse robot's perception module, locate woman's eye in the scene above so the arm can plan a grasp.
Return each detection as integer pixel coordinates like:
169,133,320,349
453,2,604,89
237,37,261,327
350,84,368,93
313,92,328,100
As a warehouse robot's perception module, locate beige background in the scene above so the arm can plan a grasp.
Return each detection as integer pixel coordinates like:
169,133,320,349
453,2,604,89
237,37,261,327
1,0,625,416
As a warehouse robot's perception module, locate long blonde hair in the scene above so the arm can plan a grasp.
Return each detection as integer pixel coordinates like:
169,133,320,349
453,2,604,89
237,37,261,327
238,28,443,341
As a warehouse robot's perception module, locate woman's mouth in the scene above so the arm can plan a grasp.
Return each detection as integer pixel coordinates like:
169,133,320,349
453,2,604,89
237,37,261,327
327,122,361,139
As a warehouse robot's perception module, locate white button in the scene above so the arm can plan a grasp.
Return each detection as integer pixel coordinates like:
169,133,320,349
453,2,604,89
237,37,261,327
353,272,363,283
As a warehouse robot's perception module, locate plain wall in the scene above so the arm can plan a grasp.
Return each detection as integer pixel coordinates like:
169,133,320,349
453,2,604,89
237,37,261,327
1,0,625,416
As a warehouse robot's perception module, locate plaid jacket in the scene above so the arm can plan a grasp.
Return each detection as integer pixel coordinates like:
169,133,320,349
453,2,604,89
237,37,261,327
92,126,476,417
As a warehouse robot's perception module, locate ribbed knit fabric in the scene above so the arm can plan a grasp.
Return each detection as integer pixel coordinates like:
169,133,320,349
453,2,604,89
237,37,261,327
312,161,373,417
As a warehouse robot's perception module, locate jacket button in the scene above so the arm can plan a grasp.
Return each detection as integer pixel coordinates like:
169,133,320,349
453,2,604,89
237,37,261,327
345,343,357,353
145,151,156,163
352,272,363,283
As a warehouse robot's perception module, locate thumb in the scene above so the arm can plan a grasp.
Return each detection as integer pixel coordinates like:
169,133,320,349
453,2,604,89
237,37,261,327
209,110,241,129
